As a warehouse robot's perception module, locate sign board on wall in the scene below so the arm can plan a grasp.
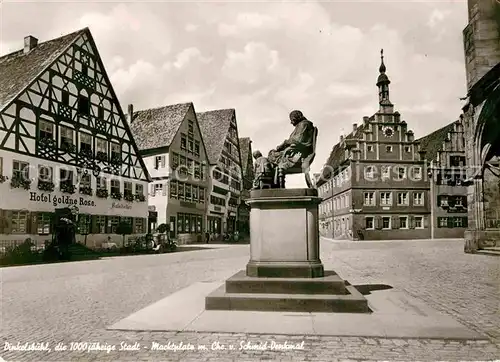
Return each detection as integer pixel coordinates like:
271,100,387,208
0,185,147,218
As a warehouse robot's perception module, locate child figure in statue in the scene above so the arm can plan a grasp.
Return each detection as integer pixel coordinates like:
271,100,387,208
252,150,275,189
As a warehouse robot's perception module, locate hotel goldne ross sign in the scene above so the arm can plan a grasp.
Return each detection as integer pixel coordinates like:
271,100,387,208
28,192,133,210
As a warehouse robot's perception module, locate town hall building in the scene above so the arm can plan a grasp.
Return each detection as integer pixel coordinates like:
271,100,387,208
317,51,431,240
0,28,151,247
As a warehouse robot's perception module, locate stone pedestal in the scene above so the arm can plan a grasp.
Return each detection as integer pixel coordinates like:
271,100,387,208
205,188,370,313
246,188,324,278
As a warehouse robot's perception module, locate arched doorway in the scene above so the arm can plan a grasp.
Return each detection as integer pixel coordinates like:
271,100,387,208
464,80,500,253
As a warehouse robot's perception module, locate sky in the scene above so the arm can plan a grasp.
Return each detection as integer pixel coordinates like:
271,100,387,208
0,0,469,187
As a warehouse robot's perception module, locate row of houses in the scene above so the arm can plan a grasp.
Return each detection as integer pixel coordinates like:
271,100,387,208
0,28,255,247
316,51,469,240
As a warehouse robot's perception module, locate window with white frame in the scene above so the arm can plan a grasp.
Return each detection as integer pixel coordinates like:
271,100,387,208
39,120,54,139
454,217,464,227
415,216,424,229
136,184,144,196
364,192,375,206
154,183,163,195
13,160,29,179
405,146,411,153
411,167,422,180
380,191,392,205
38,165,53,182
398,192,409,205
440,195,449,207
365,166,375,180
96,138,107,153
80,132,92,153
80,174,91,188
439,217,448,227
367,145,374,152
382,216,391,229
12,211,28,234
97,177,107,190
381,166,391,179
386,145,393,153
37,213,51,235
399,216,408,229
60,126,73,148
365,217,374,230
455,196,463,207
413,192,424,206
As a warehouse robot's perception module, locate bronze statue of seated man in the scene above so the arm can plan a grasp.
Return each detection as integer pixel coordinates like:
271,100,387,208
267,110,316,188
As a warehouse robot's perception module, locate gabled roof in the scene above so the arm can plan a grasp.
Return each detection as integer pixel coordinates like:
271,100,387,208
317,122,368,186
130,103,192,151
239,137,252,178
197,109,235,164
417,121,456,163
0,28,86,111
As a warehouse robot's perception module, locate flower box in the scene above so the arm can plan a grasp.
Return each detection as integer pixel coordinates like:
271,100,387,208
38,180,55,192
96,151,108,163
110,154,122,165
10,175,31,190
79,186,93,196
60,142,76,154
39,138,56,149
124,193,135,202
96,188,108,199
135,193,146,202
0,175,8,183
111,191,122,200
61,182,76,194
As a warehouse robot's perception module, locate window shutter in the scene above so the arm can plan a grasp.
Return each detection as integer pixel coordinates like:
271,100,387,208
463,217,468,228
423,215,430,228
437,195,442,207
462,196,468,208
392,216,399,229
162,182,167,196
375,216,382,230
29,212,38,235
91,215,98,234
150,184,155,196
4,211,12,234
409,215,415,229
161,156,166,168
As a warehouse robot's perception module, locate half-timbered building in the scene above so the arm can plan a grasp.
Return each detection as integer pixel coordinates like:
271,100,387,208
129,102,210,244
0,28,151,247
197,109,244,239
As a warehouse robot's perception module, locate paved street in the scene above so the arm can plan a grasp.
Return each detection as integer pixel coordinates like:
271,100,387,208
1,239,499,361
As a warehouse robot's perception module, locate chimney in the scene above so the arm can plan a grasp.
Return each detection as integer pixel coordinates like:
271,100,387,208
363,116,369,125
24,36,38,54
128,104,134,123
353,123,358,132
340,135,344,142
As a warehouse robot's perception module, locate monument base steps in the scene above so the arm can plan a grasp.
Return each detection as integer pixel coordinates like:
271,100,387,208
205,270,370,313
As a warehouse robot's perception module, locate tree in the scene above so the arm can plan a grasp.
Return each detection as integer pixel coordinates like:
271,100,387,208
116,220,133,247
